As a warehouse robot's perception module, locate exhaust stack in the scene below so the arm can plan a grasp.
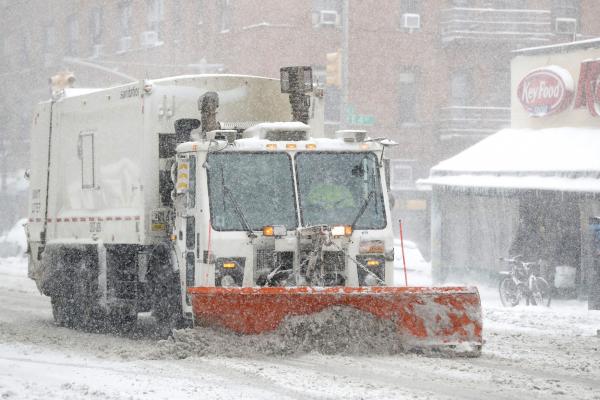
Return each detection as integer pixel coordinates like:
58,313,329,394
280,66,313,124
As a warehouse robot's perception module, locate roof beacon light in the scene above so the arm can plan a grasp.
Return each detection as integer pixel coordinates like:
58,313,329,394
335,130,367,143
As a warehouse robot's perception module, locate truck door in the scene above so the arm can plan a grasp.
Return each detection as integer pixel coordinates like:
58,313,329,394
176,154,197,296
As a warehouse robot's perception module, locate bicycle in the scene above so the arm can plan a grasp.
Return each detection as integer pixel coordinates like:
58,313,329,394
498,256,551,307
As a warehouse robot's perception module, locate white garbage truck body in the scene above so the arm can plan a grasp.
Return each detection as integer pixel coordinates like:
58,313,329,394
27,74,321,326
25,70,482,355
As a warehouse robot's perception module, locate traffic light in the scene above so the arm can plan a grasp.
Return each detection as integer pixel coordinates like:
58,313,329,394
326,50,342,87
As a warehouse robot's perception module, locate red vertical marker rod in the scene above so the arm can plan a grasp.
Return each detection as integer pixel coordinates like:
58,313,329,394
207,221,213,263
399,219,408,287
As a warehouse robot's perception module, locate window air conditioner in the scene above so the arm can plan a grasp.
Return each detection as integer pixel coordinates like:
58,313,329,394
140,31,159,47
117,36,132,53
555,17,577,34
319,10,340,26
401,13,421,30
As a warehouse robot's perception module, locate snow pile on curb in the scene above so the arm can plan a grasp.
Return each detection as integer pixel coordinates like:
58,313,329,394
393,239,432,286
152,307,403,358
0,218,27,258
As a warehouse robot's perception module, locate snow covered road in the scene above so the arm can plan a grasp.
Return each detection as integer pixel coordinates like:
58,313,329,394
1,257,599,400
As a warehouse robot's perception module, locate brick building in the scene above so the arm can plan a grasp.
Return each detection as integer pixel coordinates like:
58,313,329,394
1,0,599,216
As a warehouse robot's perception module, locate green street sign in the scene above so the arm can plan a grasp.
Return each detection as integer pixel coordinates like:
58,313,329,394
346,105,375,126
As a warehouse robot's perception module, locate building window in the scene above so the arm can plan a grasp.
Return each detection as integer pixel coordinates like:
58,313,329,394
197,0,204,25
489,67,510,106
119,2,132,38
218,0,232,32
146,0,164,40
1,37,6,61
117,2,132,53
482,0,526,8
90,8,103,45
89,8,103,58
20,34,29,66
450,70,473,106
400,0,420,13
451,0,473,5
312,0,341,28
398,69,419,125
66,15,79,56
43,24,55,66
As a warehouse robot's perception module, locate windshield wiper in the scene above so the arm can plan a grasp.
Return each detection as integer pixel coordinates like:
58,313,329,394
223,185,257,238
351,190,376,229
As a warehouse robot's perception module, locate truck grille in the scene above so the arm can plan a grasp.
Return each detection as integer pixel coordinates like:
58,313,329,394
255,250,294,286
300,250,346,286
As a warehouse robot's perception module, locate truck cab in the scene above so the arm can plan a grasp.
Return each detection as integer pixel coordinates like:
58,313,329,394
173,123,395,318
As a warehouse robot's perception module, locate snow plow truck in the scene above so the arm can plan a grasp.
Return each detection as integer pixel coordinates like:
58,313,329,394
26,66,482,354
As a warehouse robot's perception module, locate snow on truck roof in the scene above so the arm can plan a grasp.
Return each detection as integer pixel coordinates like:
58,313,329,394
63,88,104,98
243,122,310,139
421,127,600,193
149,74,278,84
58,74,279,98
176,135,384,153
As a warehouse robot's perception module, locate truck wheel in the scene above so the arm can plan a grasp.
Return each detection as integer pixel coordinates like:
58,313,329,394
148,246,183,330
68,250,106,332
51,295,79,328
106,308,137,334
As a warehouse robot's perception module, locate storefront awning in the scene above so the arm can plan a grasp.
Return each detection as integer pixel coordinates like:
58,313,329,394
420,127,600,193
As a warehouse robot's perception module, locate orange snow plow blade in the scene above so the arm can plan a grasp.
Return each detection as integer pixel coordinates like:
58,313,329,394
188,286,482,352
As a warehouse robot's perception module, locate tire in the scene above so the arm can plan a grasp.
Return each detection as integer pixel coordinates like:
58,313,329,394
51,295,79,328
75,257,106,332
51,248,104,331
530,277,551,307
106,308,137,334
499,277,520,307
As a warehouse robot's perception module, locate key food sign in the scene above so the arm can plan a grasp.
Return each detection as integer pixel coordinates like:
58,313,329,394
517,66,574,117
517,60,600,118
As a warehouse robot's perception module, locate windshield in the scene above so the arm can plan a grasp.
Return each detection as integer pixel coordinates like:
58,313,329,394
296,152,386,229
206,152,297,231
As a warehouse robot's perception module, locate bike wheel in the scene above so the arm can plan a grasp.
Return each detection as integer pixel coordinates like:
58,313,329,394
499,277,520,307
531,277,551,307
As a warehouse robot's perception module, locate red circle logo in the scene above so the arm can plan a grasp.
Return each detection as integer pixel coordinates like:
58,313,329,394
517,67,574,117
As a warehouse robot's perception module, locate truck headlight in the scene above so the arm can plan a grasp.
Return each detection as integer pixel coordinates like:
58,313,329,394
262,225,286,237
331,225,352,237
356,256,385,287
216,258,245,287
